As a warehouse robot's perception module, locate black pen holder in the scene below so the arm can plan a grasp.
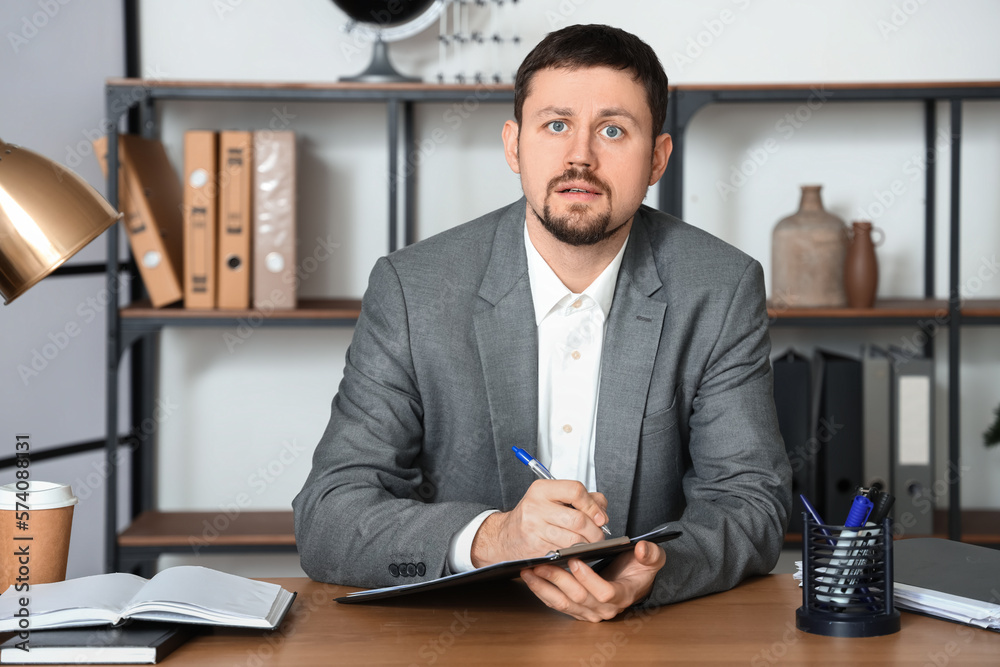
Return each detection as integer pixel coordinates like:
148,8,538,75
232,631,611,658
796,514,900,637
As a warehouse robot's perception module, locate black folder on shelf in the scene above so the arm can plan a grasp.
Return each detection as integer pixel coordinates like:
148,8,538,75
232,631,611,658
335,524,682,604
813,349,863,520
862,344,892,492
772,349,812,534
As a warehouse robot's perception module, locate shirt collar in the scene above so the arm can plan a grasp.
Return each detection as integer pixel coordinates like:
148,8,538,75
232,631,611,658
523,221,629,326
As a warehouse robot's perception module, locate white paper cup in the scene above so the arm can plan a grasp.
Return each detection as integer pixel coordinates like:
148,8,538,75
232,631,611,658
0,481,78,593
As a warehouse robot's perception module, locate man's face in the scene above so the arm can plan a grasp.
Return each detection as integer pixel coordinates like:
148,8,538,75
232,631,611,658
502,66,671,246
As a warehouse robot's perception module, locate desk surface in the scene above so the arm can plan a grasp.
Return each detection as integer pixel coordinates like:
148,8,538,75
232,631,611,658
161,575,998,665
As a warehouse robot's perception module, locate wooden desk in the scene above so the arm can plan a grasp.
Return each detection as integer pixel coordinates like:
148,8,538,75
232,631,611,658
160,575,999,665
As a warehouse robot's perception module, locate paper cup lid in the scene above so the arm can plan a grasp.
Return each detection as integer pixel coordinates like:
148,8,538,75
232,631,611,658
0,481,78,510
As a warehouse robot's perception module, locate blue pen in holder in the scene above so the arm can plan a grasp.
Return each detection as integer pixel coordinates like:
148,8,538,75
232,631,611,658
796,513,900,637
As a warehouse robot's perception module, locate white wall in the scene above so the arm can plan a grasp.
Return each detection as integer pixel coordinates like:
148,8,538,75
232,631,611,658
5,0,997,580
0,0,131,579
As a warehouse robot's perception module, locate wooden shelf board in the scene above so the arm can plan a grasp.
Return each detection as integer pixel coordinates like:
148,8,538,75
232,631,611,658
121,297,994,322
121,298,361,320
767,298,948,319
674,80,1000,92
106,78,1000,95
962,298,1000,319
118,510,295,547
106,77,514,93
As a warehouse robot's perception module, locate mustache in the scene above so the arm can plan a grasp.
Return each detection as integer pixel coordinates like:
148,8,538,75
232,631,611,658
547,169,610,195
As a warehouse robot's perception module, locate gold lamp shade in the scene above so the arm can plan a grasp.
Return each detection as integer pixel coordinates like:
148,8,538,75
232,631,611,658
0,138,120,304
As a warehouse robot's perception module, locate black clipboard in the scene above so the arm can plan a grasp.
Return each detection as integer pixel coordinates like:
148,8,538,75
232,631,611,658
335,523,682,604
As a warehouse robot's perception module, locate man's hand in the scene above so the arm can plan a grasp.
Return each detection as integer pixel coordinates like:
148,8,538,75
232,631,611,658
520,540,666,622
470,479,608,567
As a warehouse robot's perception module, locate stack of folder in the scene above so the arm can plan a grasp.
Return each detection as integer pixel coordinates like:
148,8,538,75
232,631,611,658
893,538,1000,631
772,345,935,533
93,130,298,311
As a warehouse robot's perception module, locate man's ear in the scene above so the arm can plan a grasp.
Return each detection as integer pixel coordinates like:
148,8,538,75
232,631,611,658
502,120,521,174
648,133,673,186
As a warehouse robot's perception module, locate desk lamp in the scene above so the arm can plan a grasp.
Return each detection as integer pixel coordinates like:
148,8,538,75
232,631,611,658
0,138,119,304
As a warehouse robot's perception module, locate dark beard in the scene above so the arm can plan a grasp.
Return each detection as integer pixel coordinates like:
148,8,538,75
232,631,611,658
532,168,625,246
534,204,619,246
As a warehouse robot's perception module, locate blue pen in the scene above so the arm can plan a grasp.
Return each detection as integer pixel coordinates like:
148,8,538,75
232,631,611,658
818,495,875,604
799,494,835,546
511,446,613,538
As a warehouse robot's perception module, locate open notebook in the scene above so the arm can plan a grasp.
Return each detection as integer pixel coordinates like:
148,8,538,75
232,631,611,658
0,566,295,631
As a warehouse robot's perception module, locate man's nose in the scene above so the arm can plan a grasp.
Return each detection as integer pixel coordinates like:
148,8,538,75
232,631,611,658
565,131,596,169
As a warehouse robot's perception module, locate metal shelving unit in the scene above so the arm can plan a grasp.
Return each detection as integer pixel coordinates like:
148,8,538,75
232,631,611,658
660,81,1000,544
102,79,515,574
101,79,1000,574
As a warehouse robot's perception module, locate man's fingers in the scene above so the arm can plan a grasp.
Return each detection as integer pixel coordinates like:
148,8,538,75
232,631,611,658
568,558,619,604
589,492,609,511
532,523,598,552
528,480,609,538
635,541,666,568
520,567,616,623
532,564,593,605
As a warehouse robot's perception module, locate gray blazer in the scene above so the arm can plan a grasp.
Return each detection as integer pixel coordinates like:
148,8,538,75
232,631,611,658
293,198,792,605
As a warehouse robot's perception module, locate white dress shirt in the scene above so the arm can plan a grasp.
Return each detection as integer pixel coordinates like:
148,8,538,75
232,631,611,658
446,222,629,573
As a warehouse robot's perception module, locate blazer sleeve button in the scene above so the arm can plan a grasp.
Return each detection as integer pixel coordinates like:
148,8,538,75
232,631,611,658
389,564,400,577
406,563,417,577
416,562,426,576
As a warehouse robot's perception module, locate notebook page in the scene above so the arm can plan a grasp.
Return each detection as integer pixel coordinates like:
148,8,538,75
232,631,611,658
123,566,282,621
0,573,146,630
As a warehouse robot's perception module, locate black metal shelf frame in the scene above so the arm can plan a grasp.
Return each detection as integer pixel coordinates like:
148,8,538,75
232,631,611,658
101,81,514,572
99,81,1000,571
660,84,1000,542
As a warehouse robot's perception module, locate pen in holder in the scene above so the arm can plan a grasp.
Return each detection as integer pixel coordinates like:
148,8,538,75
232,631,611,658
796,513,900,637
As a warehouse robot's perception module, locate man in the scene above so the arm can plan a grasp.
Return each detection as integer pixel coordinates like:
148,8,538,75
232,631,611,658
294,24,791,622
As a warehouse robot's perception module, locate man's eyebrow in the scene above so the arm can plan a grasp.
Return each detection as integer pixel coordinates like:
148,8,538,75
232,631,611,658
597,107,641,126
533,105,575,118
531,105,642,126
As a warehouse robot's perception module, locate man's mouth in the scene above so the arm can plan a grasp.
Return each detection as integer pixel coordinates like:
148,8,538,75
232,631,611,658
555,182,602,197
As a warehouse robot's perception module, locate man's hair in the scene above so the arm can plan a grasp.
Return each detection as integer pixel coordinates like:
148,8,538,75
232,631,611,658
513,24,669,141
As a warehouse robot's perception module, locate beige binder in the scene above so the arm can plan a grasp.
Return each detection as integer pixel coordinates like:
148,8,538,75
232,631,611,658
217,131,253,309
92,135,184,308
252,131,296,310
183,131,219,309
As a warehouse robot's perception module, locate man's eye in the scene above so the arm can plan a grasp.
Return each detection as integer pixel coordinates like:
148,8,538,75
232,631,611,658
547,121,567,133
601,126,623,139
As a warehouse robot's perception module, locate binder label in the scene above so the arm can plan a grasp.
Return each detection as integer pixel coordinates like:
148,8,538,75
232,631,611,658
898,375,931,465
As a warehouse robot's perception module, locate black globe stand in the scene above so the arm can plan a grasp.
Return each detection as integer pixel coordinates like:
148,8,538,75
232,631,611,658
796,514,901,637
340,38,421,83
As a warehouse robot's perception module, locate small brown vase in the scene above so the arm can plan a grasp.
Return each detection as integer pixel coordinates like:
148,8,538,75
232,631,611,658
771,185,848,308
844,221,880,308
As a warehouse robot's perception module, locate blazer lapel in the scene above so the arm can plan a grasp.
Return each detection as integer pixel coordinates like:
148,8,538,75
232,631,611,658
473,199,538,511
596,212,666,535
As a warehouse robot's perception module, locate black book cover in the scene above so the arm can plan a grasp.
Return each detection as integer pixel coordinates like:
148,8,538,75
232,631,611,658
0,623,193,664
895,538,1000,606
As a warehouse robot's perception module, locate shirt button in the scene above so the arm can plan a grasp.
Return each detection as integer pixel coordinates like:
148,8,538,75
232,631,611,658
571,350,581,360
562,424,573,433
572,299,582,308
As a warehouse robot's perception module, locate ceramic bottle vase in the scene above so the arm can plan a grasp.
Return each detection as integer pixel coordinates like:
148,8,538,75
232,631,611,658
771,185,848,308
844,221,880,308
